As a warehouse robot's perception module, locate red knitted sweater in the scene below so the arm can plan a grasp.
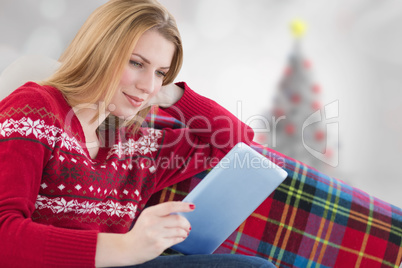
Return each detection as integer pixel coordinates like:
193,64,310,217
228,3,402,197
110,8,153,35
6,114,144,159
0,81,253,267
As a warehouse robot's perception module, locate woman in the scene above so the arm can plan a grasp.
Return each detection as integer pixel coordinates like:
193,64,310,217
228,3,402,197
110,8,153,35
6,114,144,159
0,0,275,267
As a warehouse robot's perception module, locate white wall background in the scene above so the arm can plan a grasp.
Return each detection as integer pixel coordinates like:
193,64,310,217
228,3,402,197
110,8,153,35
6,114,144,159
1,0,401,208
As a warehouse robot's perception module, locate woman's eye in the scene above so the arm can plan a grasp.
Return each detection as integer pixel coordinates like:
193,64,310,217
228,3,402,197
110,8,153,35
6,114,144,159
129,60,142,68
156,71,167,78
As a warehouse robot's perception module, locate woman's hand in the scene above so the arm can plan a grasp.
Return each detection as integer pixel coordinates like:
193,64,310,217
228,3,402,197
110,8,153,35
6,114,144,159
95,202,194,267
124,201,194,265
147,83,184,108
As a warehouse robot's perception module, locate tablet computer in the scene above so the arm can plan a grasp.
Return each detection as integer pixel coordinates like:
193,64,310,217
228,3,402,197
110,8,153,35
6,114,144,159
170,142,288,255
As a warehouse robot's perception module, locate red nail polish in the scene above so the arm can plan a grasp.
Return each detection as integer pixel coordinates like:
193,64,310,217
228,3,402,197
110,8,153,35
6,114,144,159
189,204,195,210
189,227,192,231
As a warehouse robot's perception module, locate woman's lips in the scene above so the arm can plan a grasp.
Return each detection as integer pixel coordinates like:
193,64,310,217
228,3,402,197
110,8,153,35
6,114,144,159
124,93,144,108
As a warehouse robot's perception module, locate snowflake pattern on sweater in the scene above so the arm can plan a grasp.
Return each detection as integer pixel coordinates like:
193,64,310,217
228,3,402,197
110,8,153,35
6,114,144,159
106,128,162,159
0,116,86,154
0,114,164,229
35,195,137,219
32,127,164,231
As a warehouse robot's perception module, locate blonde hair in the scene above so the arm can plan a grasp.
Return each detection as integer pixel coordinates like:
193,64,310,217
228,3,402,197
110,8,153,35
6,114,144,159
44,0,183,133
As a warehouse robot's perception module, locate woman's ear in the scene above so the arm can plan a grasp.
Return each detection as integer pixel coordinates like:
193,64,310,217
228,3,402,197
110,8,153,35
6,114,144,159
0,55,60,100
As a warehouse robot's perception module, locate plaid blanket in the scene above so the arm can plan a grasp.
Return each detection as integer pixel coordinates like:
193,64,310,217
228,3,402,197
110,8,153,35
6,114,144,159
145,112,402,268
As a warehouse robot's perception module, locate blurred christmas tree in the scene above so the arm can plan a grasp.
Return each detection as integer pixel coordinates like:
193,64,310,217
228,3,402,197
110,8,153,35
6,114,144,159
264,20,337,173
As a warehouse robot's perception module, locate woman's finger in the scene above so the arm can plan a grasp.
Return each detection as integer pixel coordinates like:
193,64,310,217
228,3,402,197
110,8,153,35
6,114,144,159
162,227,189,239
161,213,191,229
146,201,195,217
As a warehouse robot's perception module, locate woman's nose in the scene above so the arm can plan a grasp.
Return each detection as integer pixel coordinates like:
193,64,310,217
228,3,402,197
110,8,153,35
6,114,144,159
136,70,154,94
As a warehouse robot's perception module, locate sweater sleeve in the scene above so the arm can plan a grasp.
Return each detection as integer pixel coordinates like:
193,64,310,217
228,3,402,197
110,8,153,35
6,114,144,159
152,82,254,192
0,85,98,267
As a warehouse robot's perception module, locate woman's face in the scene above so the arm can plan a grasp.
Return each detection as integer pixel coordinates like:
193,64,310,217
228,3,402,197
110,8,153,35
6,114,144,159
109,30,175,119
